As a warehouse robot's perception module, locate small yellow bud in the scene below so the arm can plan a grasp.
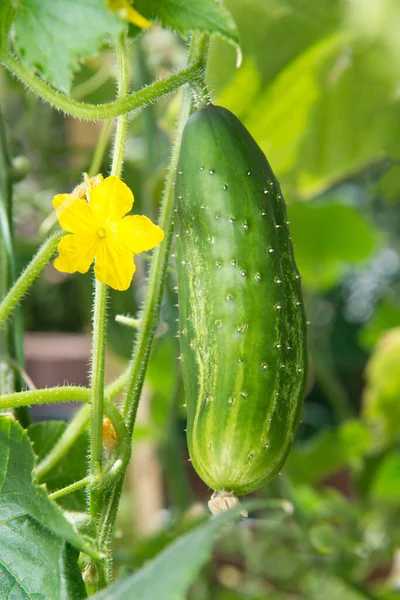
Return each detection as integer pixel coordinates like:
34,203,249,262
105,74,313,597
72,173,104,200
102,417,117,456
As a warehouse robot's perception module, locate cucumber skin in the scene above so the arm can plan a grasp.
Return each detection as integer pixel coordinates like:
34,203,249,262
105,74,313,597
175,105,307,496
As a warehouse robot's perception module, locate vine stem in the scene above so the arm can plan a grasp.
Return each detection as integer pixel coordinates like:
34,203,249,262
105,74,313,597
88,34,130,521
0,386,125,436
122,33,208,431
49,475,94,501
96,32,210,585
0,231,63,327
89,279,107,517
0,50,202,120
34,373,129,480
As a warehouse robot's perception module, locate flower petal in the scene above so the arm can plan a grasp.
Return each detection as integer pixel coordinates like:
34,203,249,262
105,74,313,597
125,6,152,28
53,233,97,274
108,0,152,28
94,238,136,291
116,215,164,254
53,194,96,234
89,176,133,223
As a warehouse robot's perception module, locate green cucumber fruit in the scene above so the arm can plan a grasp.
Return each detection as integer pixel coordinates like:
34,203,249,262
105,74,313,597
175,105,307,498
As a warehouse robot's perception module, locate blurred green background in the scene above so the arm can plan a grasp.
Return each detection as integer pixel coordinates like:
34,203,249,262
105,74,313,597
1,1,400,598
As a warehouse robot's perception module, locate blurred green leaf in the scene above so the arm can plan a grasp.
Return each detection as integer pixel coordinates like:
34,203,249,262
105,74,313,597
29,420,89,512
0,416,92,598
0,0,14,49
370,450,400,505
288,198,379,291
244,32,345,180
215,3,400,198
363,327,400,448
135,0,239,47
285,43,398,198
293,485,353,523
287,420,371,484
12,0,123,92
92,508,242,600
209,0,341,93
359,298,400,350
217,59,262,120
346,0,400,72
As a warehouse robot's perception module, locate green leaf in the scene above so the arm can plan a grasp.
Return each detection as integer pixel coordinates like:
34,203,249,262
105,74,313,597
12,0,124,92
0,416,95,598
284,42,398,198
363,327,400,448
244,32,345,181
209,0,341,94
135,0,239,47
288,197,380,291
216,59,262,120
370,450,400,505
215,10,399,198
91,508,243,600
29,420,89,511
287,420,371,484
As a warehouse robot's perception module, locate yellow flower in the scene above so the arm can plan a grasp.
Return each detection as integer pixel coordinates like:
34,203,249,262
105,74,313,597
108,0,152,29
52,175,164,291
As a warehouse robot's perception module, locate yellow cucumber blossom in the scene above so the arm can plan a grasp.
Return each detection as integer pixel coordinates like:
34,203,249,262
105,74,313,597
108,0,152,29
52,174,164,291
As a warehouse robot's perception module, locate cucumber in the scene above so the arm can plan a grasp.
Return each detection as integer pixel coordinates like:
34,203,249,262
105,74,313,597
175,105,307,499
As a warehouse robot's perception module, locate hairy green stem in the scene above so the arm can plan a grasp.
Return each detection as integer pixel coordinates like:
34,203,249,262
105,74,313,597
0,50,202,120
115,315,141,329
33,371,130,479
136,38,159,216
0,378,128,410
0,385,124,429
190,34,212,109
89,279,108,517
89,34,130,532
0,231,63,327
0,385,89,408
88,35,131,584
49,475,94,501
111,36,129,179
97,33,209,584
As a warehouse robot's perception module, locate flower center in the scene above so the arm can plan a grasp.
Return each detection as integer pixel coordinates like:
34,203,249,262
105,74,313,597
97,228,106,239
